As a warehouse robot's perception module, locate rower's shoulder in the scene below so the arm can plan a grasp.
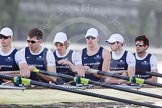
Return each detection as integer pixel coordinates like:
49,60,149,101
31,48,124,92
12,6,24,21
77,48,86,55
16,47,26,55
102,47,110,54
101,47,110,59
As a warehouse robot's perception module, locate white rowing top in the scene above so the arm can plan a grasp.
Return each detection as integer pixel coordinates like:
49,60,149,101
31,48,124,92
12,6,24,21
111,49,136,67
55,48,82,65
18,46,56,66
0,47,26,65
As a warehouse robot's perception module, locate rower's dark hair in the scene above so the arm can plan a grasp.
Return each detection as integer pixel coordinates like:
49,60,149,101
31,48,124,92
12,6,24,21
28,28,43,40
135,35,149,46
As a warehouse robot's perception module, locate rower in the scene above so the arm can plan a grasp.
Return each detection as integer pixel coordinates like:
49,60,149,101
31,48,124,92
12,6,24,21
81,28,111,81
0,27,30,84
105,33,136,84
18,28,56,83
134,35,158,82
53,32,84,85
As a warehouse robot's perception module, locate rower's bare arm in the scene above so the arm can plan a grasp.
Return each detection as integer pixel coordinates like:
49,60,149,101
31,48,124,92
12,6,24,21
127,66,135,77
57,59,76,72
116,67,135,84
126,52,136,77
73,51,85,76
105,77,119,84
19,63,30,78
66,60,76,72
76,64,85,77
93,49,110,78
147,69,158,82
147,56,158,82
102,49,110,72
38,66,57,82
117,66,135,84
40,50,57,82
15,50,30,78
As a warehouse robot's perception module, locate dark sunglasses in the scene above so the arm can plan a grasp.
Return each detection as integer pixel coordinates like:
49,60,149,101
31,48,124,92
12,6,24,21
136,43,145,47
27,40,39,44
86,36,96,40
0,36,11,39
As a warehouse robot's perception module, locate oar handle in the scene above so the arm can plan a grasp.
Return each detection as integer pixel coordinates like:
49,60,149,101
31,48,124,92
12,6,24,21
87,69,98,73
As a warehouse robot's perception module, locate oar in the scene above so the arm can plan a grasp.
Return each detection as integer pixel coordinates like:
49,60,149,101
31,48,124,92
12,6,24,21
88,69,162,87
0,71,19,74
0,85,26,90
145,71,162,78
31,69,162,99
0,74,160,108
